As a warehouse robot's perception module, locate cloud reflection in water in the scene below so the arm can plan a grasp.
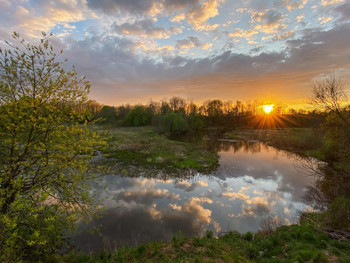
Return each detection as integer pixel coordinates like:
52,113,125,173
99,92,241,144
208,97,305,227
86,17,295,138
75,142,313,252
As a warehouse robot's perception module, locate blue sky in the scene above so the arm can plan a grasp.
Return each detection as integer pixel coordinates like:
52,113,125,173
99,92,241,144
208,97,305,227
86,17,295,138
0,0,349,105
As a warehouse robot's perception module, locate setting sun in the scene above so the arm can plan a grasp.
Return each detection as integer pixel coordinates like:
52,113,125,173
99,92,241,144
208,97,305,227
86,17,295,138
262,104,274,114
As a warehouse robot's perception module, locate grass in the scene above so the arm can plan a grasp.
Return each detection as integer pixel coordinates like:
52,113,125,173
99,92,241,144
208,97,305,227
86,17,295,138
66,225,350,262
223,128,325,159
91,126,218,174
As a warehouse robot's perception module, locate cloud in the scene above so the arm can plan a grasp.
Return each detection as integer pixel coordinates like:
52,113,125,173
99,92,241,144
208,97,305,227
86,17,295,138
171,0,223,31
113,19,180,39
222,192,249,200
0,0,91,38
197,180,208,187
273,30,295,40
86,0,200,16
175,36,213,50
275,0,309,11
318,17,333,24
117,188,180,205
321,0,345,6
55,16,350,105
86,0,162,16
229,28,258,39
334,2,350,23
296,15,305,22
182,197,212,224
169,203,182,211
250,9,286,34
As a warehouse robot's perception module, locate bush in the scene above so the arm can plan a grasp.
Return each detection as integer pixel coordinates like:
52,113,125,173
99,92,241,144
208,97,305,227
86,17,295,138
125,105,151,126
153,112,189,136
327,196,350,230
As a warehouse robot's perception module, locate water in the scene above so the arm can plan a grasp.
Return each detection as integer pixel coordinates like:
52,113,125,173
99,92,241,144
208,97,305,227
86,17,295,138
75,141,314,252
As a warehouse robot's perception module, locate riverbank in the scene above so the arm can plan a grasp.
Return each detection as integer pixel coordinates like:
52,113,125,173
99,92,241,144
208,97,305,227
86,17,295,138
222,128,325,160
91,126,218,175
62,126,350,262
67,225,350,262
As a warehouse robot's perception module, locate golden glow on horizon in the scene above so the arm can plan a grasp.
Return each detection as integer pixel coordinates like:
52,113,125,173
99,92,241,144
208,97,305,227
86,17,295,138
262,104,274,114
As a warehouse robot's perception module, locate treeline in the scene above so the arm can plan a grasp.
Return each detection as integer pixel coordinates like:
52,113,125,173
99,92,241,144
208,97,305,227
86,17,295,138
84,97,324,135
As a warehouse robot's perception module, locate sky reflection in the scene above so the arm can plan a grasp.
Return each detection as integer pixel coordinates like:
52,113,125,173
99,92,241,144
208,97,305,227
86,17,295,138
75,142,313,252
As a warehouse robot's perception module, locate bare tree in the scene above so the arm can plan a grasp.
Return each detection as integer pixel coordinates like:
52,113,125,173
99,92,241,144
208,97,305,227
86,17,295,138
311,76,350,126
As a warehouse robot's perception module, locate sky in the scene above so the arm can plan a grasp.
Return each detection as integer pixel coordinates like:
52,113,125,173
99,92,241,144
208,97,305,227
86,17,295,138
0,0,350,106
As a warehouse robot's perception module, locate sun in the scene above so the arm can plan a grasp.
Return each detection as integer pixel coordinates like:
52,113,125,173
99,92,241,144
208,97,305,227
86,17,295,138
262,104,274,114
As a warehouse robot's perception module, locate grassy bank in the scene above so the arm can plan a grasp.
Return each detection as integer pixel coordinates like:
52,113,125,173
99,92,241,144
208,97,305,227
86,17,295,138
67,225,350,262
223,128,325,159
91,126,218,174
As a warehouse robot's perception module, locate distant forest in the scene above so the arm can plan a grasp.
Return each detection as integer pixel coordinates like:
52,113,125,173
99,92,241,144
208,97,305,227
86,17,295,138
82,97,324,136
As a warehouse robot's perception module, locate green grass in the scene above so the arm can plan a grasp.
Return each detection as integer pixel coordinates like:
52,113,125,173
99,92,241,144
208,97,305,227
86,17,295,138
65,225,350,262
91,126,218,174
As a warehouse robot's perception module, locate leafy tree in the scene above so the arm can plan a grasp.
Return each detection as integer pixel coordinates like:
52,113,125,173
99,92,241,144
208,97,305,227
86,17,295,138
125,105,151,126
0,33,101,261
162,112,188,136
96,105,117,124
187,113,204,132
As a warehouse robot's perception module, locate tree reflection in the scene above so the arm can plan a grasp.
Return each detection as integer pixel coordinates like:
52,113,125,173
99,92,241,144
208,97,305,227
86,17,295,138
303,162,350,209
300,157,350,230
208,140,268,154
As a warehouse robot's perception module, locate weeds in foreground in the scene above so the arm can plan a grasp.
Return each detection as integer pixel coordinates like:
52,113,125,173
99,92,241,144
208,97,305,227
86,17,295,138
66,225,350,262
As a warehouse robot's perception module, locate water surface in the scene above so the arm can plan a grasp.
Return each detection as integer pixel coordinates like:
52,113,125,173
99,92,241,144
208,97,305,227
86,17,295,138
75,141,314,252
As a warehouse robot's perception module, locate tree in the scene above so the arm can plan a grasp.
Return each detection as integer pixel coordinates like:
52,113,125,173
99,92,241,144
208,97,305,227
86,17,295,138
311,76,350,127
96,105,117,124
159,112,188,136
311,76,350,164
305,76,350,230
169,96,186,112
0,33,101,261
125,105,151,126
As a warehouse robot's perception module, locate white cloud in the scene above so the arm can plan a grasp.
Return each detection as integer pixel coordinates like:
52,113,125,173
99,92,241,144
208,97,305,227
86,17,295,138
173,0,223,31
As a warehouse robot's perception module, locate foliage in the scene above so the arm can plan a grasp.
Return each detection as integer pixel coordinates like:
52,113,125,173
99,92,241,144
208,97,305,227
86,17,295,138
161,112,188,136
95,105,117,124
187,113,205,132
125,105,151,127
327,196,350,230
0,33,101,261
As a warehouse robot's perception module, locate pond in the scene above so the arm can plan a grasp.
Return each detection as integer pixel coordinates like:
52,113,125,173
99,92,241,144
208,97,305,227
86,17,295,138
75,141,314,252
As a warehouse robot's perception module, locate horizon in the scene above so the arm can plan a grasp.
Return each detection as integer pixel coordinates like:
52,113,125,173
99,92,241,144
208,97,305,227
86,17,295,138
0,0,349,106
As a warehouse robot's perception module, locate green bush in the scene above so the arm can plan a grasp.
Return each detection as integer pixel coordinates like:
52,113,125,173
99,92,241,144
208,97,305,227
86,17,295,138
242,231,254,241
327,196,350,229
125,105,151,126
154,112,189,136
